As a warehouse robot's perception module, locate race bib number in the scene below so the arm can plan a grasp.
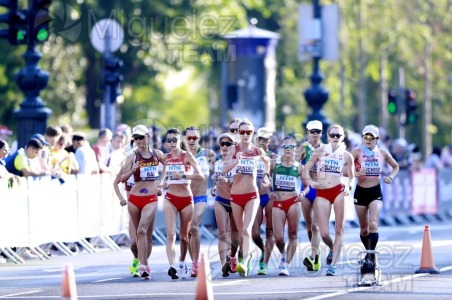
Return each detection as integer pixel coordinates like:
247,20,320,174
140,165,158,180
236,157,256,175
274,174,297,191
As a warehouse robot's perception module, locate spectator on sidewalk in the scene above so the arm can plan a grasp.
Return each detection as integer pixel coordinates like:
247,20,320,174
73,133,99,175
4,138,51,177
0,139,20,186
0,125,17,153
93,128,113,174
441,144,452,168
51,134,79,175
425,147,444,171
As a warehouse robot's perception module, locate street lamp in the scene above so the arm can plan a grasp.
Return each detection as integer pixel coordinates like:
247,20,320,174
302,0,332,142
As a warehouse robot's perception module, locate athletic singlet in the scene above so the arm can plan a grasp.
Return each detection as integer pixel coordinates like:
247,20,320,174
166,152,193,184
232,145,259,176
355,146,384,177
272,161,300,192
195,147,210,176
302,142,323,172
318,145,345,176
214,155,233,180
132,149,159,182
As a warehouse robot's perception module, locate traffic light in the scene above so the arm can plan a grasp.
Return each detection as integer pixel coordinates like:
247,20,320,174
387,89,397,115
30,0,52,43
226,84,238,109
0,0,28,45
104,56,123,102
405,88,418,124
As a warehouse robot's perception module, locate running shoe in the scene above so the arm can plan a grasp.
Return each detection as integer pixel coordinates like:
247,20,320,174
303,256,315,271
130,258,140,277
326,264,336,276
279,262,289,276
280,252,286,267
139,265,151,279
326,250,333,265
179,262,189,279
222,261,231,277
313,252,321,271
230,256,237,273
361,258,375,274
191,261,198,277
236,262,246,276
259,251,265,268
167,266,179,280
258,263,268,275
236,254,252,277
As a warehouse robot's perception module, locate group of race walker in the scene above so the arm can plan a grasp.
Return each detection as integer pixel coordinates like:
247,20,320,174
114,118,399,280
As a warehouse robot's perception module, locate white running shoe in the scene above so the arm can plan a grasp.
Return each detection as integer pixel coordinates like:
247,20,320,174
179,262,189,279
279,262,289,276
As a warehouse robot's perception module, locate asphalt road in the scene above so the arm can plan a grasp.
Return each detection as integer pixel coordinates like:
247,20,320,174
1,223,452,299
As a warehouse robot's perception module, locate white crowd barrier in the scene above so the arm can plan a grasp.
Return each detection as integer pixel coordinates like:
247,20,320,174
1,169,451,263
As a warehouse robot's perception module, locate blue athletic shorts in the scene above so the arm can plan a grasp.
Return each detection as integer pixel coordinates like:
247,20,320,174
194,195,208,204
304,186,317,203
259,194,270,207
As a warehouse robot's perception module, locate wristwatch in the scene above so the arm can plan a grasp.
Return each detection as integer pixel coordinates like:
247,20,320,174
182,174,187,179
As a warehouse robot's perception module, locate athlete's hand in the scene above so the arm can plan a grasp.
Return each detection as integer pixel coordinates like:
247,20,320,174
269,192,278,200
236,151,243,161
119,199,127,207
383,176,393,184
356,167,367,176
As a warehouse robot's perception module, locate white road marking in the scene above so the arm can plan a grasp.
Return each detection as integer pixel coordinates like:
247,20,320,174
92,278,121,283
0,290,43,298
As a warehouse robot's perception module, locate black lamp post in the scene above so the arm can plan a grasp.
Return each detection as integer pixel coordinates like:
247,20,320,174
13,0,52,148
303,0,331,141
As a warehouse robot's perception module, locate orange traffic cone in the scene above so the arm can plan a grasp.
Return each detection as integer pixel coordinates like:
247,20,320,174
415,225,440,274
196,253,214,300
61,264,78,299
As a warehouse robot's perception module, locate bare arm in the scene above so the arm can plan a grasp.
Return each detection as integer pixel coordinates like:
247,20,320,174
113,166,127,206
382,149,400,184
172,151,204,180
120,155,138,183
343,151,355,193
222,146,238,174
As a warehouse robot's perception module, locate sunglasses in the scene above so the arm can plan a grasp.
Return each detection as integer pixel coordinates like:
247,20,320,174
219,141,234,147
166,137,179,143
186,136,199,141
281,144,296,150
239,130,253,136
309,129,322,134
328,133,342,139
258,137,270,141
133,135,145,141
363,134,377,141
229,128,238,133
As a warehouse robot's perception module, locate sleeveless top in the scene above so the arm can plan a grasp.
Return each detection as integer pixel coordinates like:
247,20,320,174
355,146,384,177
214,155,233,180
232,144,259,176
132,149,159,182
318,145,346,176
195,147,210,176
166,152,193,184
272,161,300,192
302,142,323,173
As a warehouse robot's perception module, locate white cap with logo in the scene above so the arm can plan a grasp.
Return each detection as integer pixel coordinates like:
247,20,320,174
217,132,234,144
256,127,273,138
306,120,323,131
362,125,379,137
132,125,148,136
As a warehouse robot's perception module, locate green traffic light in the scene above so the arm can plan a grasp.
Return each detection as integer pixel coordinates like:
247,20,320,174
16,30,25,41
388,102,397,114
36,28,49,41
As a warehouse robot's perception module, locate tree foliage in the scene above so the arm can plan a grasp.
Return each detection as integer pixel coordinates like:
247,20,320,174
0,0,451,148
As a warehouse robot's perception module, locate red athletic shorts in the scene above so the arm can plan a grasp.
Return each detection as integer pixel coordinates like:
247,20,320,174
272,196,299,213
316,184,345,204
128,194,157,210
230,192,258,208
165,192,193,212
